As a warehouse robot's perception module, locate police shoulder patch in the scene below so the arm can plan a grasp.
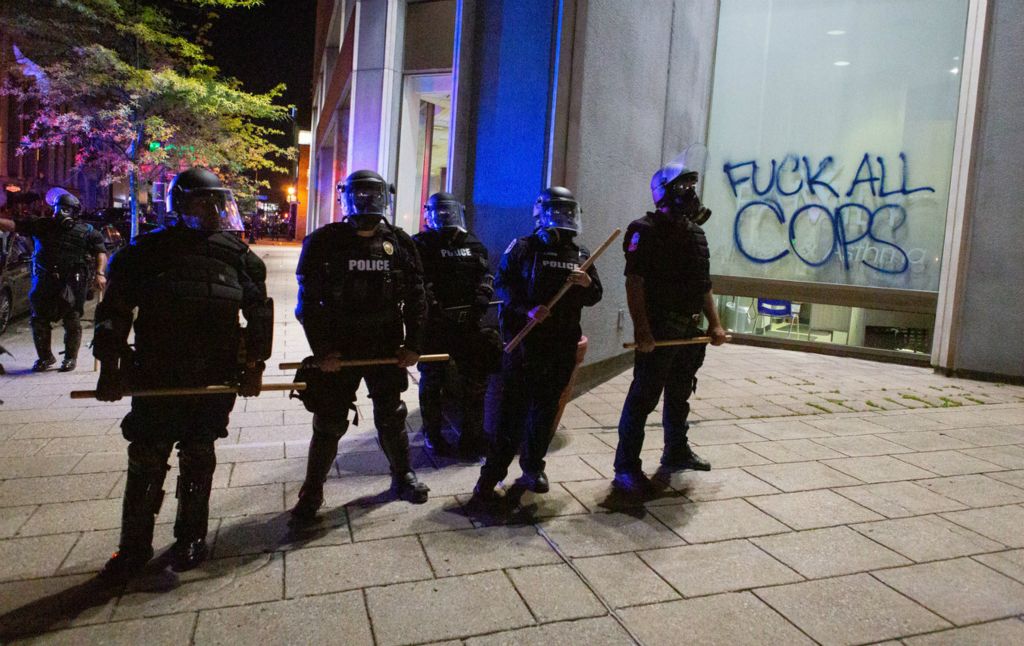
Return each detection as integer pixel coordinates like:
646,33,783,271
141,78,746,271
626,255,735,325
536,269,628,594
628,231,641,252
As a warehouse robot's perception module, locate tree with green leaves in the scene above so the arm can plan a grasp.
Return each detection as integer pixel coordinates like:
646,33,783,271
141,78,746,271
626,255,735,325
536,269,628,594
1,0,293,237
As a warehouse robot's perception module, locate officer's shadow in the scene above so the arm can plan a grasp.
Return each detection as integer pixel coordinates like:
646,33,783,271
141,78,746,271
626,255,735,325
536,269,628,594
0,509,344,641
0,575,121,641
594,469,689,519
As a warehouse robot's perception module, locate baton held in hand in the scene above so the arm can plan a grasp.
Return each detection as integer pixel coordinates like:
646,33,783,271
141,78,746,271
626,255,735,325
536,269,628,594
504,228,621,353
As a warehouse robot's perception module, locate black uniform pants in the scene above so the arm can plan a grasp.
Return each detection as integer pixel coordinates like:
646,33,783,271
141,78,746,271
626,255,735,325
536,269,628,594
301,365,412,477
418,318,490,443
480,338,577,483
30,311,82,361
117,386,232,550
614,334,706,475
29,272,86,361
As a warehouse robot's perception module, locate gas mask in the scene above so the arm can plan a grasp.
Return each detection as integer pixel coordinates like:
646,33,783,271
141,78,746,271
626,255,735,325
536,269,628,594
664,177,712,225
533,192,581,246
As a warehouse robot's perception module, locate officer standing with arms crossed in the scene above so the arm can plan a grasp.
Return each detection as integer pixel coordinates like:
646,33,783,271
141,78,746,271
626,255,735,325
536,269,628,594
0,190,107,372
92,168,272,578
474,187,602,499
412,192,495,459
612,147,728,494
290,170,429,528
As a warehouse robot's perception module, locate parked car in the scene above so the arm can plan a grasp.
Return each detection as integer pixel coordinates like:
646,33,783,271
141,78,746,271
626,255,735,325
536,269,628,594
0,232,32,335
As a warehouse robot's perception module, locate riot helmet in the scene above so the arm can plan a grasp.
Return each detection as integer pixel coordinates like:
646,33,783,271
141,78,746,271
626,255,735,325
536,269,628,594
533,186,581,245
338,170,392,230
651,144,712,225
46,188,81,227
423,192,466,232
166,167,244,232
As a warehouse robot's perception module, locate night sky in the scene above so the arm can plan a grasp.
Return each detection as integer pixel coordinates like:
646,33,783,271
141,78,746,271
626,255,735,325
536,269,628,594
207,0,317,198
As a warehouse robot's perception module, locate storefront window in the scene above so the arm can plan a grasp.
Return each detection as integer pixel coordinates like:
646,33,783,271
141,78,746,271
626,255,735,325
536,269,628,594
702,0,969,356
715,295,934,355
704,0,969,292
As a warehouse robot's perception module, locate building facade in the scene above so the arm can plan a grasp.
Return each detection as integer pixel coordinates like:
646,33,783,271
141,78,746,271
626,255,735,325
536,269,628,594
307,0,1024,381
1,33,109,213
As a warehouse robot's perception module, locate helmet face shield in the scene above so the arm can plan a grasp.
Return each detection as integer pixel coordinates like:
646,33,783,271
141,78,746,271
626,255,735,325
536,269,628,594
424,199,465,231
537,201,581,235
340,183,388,219
178,188,244,232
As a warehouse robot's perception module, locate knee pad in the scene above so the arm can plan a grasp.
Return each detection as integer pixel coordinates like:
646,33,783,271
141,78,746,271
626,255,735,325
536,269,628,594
177,442,216,474
127,441,173,476
312,415,349,440
373,400,407,433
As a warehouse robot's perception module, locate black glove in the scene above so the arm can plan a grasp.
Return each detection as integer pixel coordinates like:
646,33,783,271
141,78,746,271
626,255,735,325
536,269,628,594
96,366,125,402
238,361,265,397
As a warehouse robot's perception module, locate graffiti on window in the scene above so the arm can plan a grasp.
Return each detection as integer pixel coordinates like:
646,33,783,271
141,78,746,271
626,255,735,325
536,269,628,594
722,153,935,276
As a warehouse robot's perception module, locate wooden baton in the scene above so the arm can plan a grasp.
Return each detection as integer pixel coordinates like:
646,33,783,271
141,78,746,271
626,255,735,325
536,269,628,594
278,353,450,371
70,381,306,400
622,335,733,349
503,228,622,353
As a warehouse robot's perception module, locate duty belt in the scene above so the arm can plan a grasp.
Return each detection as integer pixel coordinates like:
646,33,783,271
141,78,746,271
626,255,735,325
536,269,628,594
662,312,702,326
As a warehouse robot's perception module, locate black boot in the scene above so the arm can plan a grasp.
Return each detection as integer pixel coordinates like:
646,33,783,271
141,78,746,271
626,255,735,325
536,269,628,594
391,471,429,504
32,357,57,372
418,364,448,455
172,443,216,572
423,427,455,456
661,444,711,471
101,446,169,582
518,470,550,494
289,421,343,527
30,317,55,371
60,313,82,372
470,476,501,505
375,401,428,503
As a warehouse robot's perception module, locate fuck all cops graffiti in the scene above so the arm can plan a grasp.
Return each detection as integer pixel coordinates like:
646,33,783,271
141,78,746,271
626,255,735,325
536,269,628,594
722,153,935,275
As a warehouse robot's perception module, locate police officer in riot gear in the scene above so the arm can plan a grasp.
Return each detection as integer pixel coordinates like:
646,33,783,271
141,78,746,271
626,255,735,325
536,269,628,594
92,167,272,578
474,187,602,499
290,169,429,527
413,192,495,458
612,148,727,494
0,189,107,372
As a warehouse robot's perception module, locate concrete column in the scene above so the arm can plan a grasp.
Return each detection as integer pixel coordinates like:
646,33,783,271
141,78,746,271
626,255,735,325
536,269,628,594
461,0,560,263
942,0,1024,379
347,0,404,179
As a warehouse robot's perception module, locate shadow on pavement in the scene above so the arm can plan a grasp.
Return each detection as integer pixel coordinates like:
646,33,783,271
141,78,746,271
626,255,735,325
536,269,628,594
0,574,128,640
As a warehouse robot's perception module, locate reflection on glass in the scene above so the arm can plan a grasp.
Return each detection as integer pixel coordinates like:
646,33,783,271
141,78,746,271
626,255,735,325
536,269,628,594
395,74,452,233
715,294,932,355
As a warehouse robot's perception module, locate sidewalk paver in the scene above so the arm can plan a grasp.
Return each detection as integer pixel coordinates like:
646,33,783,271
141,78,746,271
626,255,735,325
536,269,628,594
0,244,1020,644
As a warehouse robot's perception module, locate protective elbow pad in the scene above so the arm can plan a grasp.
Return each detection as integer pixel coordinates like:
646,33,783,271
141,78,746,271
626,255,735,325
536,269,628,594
244,297,275,361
